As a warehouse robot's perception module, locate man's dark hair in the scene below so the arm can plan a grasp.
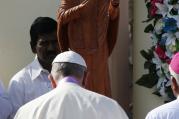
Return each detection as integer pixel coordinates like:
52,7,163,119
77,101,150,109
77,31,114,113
30,17,57,51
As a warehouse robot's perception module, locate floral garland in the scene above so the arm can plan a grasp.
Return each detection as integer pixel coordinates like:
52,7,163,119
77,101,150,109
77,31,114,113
136,0,179,101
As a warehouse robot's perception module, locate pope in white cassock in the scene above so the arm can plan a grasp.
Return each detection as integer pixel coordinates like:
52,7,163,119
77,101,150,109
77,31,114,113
14,50,128,119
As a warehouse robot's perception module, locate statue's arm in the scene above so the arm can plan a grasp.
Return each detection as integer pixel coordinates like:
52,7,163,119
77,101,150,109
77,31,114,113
107,0,120,56
57,0,89,25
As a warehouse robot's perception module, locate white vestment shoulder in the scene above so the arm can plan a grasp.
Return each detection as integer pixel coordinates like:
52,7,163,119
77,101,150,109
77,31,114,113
14,81,128,119
145,97,179,119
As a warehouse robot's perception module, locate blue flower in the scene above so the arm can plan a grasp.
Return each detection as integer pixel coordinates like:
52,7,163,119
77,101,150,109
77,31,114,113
163,17,177,32
160,36,166,46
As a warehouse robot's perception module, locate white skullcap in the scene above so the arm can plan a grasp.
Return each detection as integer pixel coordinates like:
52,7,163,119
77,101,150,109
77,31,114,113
52,51,87,68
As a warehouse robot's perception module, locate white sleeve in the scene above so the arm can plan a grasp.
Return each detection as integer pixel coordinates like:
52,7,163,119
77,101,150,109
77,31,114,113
114,101,129,119
145,111,157,119
8,76,25,119
0,80,12,119
0,79,5,94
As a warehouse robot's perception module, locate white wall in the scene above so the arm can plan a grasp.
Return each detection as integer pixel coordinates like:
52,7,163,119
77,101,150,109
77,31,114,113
0,0,59,87
133,0,164,119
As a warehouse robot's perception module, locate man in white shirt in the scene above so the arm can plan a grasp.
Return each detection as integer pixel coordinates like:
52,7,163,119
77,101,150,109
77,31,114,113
0,80,12,119
14,51,129,119
145,52,179,119
8,17,60,118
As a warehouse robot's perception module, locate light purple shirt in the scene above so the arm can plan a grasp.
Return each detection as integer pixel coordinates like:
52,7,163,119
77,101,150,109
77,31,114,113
58,76,80,85
0,80,12,119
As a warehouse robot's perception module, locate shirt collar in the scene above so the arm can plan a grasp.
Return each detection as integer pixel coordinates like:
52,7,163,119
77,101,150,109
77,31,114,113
57,76,80,86
31,55,49,80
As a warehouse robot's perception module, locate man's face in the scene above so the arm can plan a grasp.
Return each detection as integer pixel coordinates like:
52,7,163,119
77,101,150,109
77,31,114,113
35,31,60,65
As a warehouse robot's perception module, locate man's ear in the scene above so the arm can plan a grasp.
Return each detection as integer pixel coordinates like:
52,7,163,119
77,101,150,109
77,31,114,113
171,78,179,96
82,71,89,87
30,42,36,53
48,74,57,88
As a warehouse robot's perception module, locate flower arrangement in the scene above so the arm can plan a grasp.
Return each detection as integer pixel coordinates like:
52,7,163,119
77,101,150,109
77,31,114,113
136,0,179,101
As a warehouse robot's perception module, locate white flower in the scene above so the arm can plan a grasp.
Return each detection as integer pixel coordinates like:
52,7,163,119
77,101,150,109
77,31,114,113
175,32,179,38
156,76,165,89
162,63,169,73
158,77,168,98
165,46,174,58
150,33,158,45
162,32,176,46
152,52,162,70
156,3,169,17
159,82,166,96
154,19,164,34
166,80,171,87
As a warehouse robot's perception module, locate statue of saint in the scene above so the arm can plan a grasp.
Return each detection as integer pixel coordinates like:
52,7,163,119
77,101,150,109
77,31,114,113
57,0,119,97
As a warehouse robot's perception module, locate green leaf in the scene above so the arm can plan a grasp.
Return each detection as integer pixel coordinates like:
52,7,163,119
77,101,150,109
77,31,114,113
136,74,158,88
146,2,151,9
152,90,161,96
148,64,156,73
170,8,178,15
144,24,154,33
140,50,153,60
168,0,178,5
144,61,152,69
176,40,179,51
165,86,176,101
144,61,156,73
142,18,153,23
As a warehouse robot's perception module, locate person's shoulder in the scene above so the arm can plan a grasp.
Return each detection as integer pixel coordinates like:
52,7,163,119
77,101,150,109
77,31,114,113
153,100,179,111
84,89,118,105
146,100,179,119
10,61,33,82
82,89,128,119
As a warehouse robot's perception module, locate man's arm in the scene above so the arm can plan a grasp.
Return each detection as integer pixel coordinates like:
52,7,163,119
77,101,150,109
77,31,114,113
107,0,120,56
57,0,92,51
8,77,25,119
57,0,91,25
0,80,12,119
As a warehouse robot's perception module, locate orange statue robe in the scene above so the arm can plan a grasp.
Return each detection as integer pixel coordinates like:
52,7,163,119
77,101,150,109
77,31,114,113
57,0,119,97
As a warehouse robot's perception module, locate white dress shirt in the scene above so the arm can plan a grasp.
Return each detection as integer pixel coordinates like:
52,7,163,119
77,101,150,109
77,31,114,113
14,78,129,119
0,80,12,119
8,57,52,118
145,96,179,119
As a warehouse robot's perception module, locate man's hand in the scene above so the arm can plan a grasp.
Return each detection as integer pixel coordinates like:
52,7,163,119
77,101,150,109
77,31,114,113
110,0,119,7
108,1,119,20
